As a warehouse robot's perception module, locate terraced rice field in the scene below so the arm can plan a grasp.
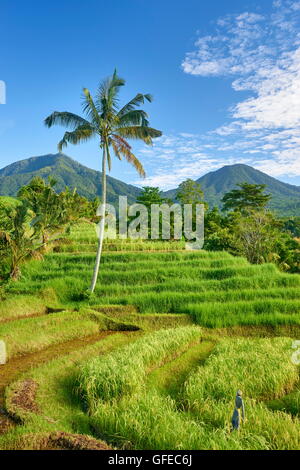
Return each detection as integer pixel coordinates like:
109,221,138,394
0,221,300,450
6,222,300,328
79,329,300,450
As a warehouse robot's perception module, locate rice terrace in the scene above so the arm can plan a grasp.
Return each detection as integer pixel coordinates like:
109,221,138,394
2,0,300,457
1,216,300,451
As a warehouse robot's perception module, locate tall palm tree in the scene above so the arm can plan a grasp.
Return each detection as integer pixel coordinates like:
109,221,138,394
45,70,162,292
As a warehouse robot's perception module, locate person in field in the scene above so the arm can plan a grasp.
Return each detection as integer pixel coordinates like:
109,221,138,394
231,390,245,431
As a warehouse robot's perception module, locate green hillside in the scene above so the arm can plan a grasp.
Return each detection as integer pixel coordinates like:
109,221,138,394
164,164,300,215
1,156,300,215
0,153,141,204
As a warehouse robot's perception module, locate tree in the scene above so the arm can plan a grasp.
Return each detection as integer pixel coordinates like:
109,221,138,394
222,183,271,214
203,207,234,252
232,211,281,264
59,187,100,228
176,179,205,206
45,70,162,292
176,179,207,240
18,177,65,245
135,187,166,239
0,202,40,280
136,187,165,208
283,217,300,238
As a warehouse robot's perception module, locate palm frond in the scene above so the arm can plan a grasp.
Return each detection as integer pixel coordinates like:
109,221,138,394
111,137,145,177
58,125,95,151
122,148,146,178
111,140,122,161
118,110,149,127
115,126,162,144
111,134,132,150
117,93,153,117
96,70,125,117
0,230,12,245
108,69,125,101
82,88,101,126
44,112,90,129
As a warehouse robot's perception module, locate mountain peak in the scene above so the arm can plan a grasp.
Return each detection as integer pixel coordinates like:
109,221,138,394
0,153,140,204
1,154,300,215
165,163,300,215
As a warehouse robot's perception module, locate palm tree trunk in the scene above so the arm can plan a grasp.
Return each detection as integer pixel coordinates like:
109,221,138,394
90,146,107,293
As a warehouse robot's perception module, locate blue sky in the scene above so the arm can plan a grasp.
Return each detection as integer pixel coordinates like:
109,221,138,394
1,0,300,189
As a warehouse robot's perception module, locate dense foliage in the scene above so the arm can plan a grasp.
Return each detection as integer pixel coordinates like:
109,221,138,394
204,203,300,273
0,179,98,280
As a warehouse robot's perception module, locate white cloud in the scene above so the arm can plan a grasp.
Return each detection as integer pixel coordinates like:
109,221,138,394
134,133,258,189
180,0,300,183
130,2,300,190
233,49,300,130
135,156,224,189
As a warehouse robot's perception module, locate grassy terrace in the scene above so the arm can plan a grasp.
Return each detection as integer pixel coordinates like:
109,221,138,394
4,222,300,328
2,326,300,450
1,222,300,450
81,331,300,450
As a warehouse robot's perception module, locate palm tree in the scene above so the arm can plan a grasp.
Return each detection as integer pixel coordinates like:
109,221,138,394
45,70,162,292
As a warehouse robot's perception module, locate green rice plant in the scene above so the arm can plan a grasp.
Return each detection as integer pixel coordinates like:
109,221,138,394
90,390,240,450
90,309,193,331
0,311,101,358
91,388,300,450
267,387,300,416
1,332,135,450
99,258,248,272
103,289,300,314
147,340,216,399
185,337,298,405
55,241,188,253
35,258,243,275
93,265,278,286
8,271,300,301
91,275,300,299
88,335,300,450
3,219,300,329
0,296,46,322
47,249,234,265
186,300,300,327
102,240,186,252
78,326,201,410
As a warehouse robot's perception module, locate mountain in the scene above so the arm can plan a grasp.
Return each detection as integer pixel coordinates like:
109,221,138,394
0,153,141,205
164,164,300,215
1,156,300,216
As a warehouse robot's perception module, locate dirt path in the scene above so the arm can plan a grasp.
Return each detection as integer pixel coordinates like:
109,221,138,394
0,312,45,325
147,340,215,402
0,331,117,434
